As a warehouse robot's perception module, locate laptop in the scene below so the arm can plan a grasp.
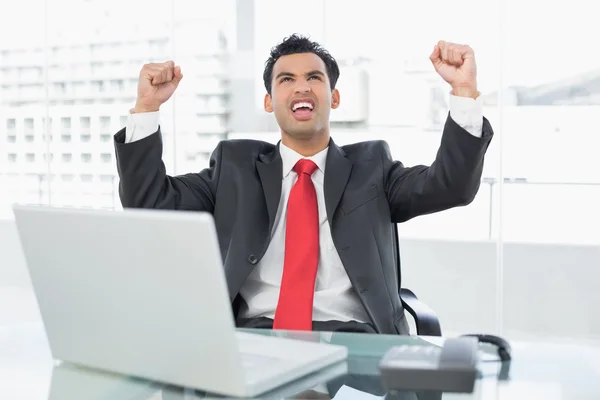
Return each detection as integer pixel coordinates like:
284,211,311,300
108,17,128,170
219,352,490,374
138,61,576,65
12,205,348,397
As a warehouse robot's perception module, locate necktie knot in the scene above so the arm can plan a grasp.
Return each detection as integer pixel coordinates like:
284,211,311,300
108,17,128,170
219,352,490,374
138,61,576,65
293,159,318,176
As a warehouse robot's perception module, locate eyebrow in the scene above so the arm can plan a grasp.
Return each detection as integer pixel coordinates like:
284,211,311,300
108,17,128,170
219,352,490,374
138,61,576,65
305,70,326,78
275,70,326,80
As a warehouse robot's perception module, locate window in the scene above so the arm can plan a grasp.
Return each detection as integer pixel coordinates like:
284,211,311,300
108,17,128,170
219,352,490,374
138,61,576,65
60,117,71,130
100,134,111,142
119,115,127,127
80,116,91,129
99,116,111,129
81,134,91,143
44,153,54,162
25,153,35,162
149,39,167,55
100,175,113,183
80,174,93,182
24,118,34,129
7,118,16,130
91,80,105,93
61,134,71,143
8,153,17,163
100,153,112,163
61,153,72,162
25,135,34,143
1,85,13,99
7,135,16,143
112,79,124,92
42,117,52,130
53,82,66,94
81,153,92,163
73,82,86,95
90,61,104,74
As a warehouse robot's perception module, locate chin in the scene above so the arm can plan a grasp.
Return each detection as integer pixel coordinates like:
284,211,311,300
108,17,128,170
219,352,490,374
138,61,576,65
286,126,320,139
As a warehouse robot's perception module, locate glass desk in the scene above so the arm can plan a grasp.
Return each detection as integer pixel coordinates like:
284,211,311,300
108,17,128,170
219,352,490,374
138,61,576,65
2,322,600,399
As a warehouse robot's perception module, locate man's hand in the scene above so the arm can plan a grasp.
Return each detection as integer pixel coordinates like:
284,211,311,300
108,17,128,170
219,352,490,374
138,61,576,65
132,61,183,113
429,41,478,99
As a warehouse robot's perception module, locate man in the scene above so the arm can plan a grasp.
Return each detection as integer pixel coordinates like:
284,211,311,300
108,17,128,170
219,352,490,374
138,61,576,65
114,34,493,335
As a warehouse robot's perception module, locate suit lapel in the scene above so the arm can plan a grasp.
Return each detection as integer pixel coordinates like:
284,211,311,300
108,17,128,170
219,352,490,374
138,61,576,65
256,144,283,235
256,139,351,232
324,138,352,223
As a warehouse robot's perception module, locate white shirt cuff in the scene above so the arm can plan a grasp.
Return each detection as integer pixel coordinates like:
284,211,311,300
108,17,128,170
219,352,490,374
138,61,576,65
449,93,483,138
124,110,160,143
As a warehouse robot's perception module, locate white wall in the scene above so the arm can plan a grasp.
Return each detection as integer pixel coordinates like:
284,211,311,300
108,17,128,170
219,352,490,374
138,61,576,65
400,238,600,344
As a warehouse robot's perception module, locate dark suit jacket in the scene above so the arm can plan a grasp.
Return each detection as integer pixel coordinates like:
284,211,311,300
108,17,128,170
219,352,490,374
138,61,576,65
113,114,493,335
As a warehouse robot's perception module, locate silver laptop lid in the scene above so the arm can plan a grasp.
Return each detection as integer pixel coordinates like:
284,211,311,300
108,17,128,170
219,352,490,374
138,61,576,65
12,205,247,393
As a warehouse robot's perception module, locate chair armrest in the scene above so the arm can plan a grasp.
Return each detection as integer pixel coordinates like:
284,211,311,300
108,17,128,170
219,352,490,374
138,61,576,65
400,288,442,337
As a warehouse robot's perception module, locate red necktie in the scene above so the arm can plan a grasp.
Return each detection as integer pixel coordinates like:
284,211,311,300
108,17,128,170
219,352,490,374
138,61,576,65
273,159,319,331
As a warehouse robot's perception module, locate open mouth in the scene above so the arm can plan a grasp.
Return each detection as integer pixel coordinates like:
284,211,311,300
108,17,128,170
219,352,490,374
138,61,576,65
291,99,315,121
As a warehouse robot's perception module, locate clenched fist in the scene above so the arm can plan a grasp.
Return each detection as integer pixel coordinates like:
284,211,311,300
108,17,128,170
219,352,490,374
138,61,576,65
132,61,183,113
429,41,478,99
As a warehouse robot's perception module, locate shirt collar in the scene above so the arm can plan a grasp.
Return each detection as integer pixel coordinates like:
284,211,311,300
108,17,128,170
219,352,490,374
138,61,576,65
279,141,328,178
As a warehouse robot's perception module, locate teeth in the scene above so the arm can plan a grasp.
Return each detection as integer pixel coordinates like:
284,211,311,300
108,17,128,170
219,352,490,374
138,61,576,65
292,102,314,111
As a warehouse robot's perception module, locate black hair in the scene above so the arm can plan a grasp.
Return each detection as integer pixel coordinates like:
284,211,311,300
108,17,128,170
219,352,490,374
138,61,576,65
262,34,340,95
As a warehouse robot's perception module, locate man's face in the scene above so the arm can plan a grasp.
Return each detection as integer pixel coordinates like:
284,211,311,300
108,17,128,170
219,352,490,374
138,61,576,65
264,53,340,140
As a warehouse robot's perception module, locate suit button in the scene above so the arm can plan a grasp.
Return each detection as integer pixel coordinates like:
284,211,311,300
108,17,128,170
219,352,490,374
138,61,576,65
247,255,258,265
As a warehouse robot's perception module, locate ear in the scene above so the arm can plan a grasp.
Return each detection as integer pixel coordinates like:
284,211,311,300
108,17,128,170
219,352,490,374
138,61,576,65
331,88,340,109
264,93,274,113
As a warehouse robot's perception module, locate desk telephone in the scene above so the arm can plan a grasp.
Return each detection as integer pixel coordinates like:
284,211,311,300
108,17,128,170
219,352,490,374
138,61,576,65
379,334,511,393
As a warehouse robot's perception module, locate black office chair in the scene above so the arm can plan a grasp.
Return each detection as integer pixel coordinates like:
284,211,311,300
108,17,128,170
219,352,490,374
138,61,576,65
393,223,442,337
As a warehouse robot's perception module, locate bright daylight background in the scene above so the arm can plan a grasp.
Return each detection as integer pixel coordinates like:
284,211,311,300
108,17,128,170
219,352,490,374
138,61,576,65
1,0,599,359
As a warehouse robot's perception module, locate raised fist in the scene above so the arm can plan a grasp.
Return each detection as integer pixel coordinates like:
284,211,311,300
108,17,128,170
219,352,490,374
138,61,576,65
133,61,183,113
429,41,478,99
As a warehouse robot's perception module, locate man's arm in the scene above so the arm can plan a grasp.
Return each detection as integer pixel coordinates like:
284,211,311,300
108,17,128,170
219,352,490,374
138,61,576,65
384,40,493,222
383,113,493,223
114,124,221,211
113,60,220,211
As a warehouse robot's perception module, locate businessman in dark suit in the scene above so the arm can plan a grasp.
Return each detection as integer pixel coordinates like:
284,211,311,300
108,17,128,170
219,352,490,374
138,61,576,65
114,34,493,335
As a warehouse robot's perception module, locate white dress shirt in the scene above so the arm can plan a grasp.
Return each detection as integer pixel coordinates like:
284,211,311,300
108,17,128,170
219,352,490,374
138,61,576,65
124,94,484,322
238,142,372,322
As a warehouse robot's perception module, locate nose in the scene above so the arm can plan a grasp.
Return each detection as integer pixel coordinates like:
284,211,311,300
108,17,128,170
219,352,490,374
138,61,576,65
294,83,311,94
